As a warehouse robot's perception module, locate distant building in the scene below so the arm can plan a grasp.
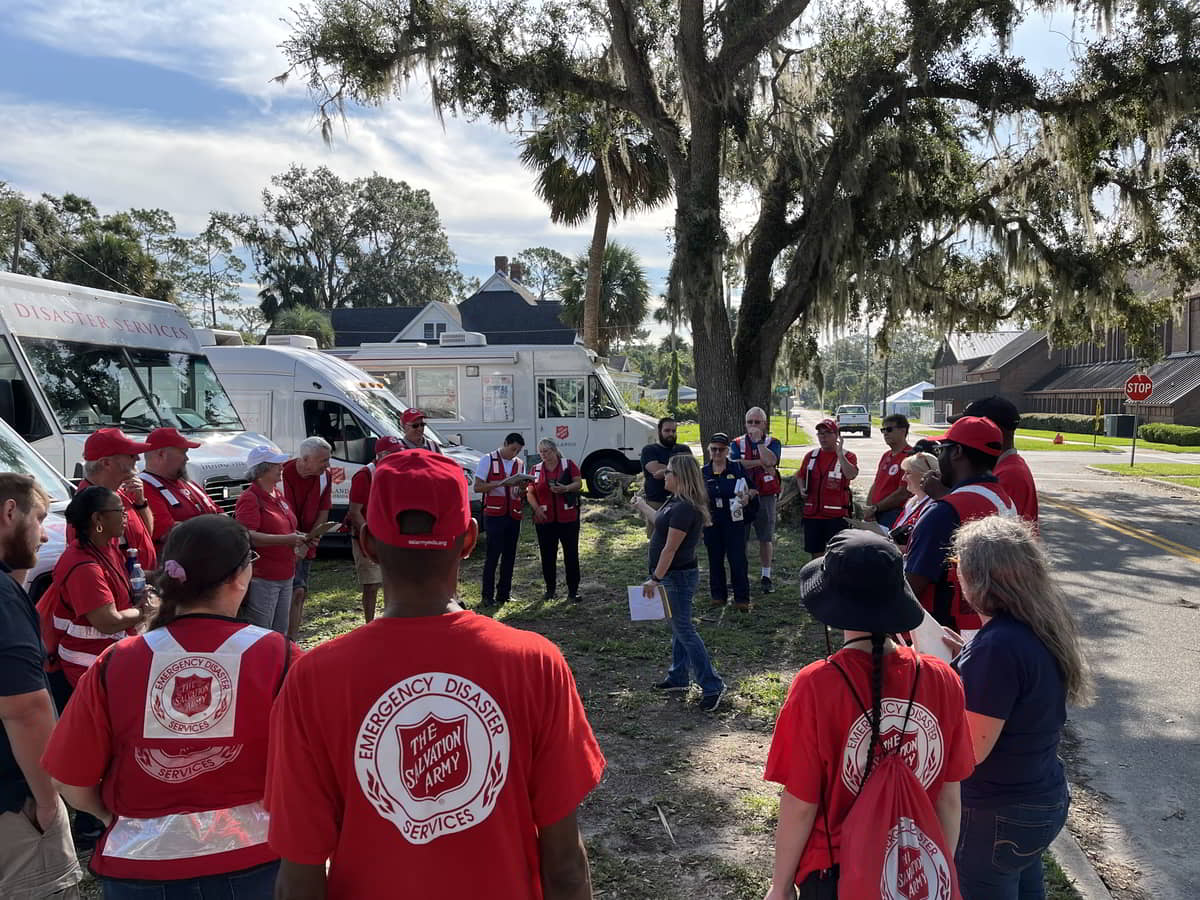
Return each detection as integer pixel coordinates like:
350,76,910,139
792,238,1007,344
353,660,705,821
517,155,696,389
884,381,934,418
644,385,697,404
331,256,578,348
604,354,643,403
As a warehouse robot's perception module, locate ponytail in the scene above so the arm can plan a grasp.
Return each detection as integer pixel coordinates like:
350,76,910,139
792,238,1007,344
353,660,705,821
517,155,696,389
861,632,886,785
151,515,251,629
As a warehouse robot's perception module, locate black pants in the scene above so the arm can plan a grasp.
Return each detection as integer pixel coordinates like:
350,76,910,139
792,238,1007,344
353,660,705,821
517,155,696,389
704,516,750,604
796,867,839,899
483,514,521,603
535,519,580,596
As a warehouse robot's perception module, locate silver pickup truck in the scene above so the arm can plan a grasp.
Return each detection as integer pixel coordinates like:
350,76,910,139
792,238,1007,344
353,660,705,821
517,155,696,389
835,404,871,437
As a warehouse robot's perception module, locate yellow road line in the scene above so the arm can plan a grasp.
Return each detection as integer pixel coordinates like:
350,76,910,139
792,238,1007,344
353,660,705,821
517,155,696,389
1045,498,1200,564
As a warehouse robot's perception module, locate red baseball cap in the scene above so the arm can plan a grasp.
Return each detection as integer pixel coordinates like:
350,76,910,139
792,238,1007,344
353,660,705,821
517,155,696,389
401,408,427,425
146,427,202,451
375,435,404,456
928,416,1004,456
816,418,838,432
366,450,471,549
83,428,153,460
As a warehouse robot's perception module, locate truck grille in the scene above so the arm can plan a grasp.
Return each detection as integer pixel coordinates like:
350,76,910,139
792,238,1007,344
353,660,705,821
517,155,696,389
204,477,249,514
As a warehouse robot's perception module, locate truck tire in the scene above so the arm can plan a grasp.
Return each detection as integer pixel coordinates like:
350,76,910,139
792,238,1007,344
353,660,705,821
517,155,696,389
583,454,629,498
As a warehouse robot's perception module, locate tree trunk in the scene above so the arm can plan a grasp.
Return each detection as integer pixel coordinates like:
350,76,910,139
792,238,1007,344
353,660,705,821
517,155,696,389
583,178,611,354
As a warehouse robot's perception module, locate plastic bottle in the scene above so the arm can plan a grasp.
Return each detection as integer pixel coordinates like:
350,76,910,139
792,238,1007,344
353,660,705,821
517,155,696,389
127,549,148,606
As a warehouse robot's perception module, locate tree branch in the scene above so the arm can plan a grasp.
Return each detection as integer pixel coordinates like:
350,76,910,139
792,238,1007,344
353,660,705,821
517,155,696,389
715,0,813,83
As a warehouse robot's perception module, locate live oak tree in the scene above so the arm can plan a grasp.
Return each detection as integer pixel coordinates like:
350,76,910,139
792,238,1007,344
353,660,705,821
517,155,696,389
281,0,1200,439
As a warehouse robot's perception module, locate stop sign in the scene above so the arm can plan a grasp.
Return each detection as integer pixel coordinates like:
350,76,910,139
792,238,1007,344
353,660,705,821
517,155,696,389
1125,373,1154,402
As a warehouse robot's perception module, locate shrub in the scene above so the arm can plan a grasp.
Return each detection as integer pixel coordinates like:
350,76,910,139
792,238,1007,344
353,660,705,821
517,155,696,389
1137,423,1200,446
674,402,698,421
633,398,667,418
1017,413,1100,435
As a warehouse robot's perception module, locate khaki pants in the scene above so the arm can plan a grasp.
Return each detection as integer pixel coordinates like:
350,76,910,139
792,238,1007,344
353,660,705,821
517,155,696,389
0,798,82,900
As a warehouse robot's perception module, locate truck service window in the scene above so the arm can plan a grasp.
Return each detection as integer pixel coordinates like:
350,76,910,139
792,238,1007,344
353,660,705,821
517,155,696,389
0,337,52,442
538,377,584,419
413,368,458,419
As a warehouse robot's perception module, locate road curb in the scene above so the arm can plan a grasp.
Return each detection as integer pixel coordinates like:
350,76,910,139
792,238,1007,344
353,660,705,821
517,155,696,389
1084,466,1120,477
1144,476,1200,494
1083,466,1200,494
1052,827,1114,900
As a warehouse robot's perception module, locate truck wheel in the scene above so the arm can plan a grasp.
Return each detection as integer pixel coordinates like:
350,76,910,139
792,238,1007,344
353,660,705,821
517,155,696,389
583,455,627,498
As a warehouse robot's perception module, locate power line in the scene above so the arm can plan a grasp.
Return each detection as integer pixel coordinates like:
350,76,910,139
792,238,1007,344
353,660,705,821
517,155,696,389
25,219,148,299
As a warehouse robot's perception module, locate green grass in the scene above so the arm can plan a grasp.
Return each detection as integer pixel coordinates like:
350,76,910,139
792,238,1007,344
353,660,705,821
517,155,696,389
1092,462,1200,476
1014,427,1197,454
1012,437,1115,453
677,415,812,447
1044,852,1085,899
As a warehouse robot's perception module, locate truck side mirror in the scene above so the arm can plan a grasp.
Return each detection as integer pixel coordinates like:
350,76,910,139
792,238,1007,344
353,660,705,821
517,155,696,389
448,433,463,446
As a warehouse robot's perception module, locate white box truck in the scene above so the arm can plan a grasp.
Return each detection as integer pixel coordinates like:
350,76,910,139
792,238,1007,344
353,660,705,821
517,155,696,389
199,333,485,521
335,332,658,495
0,271,273,510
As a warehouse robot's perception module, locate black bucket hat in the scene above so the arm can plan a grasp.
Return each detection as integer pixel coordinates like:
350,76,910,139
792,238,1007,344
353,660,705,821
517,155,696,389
799,530,925,633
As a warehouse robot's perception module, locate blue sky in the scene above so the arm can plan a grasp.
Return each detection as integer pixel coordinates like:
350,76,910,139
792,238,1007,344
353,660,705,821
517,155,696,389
0,0,1082,335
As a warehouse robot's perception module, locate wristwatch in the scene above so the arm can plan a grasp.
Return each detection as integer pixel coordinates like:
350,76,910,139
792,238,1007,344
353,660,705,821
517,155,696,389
132,501,149,510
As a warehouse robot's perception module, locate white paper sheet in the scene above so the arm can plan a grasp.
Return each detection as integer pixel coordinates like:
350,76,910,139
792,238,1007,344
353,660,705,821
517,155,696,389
628,585,670,621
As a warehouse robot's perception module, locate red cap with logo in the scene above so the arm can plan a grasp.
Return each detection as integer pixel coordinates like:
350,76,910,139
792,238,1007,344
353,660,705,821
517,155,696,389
928,415,1004,456
83,428,153,461
146,427,203,451
816,418,838,432
401,408,426,425
366,450,471,549
374,435,404,456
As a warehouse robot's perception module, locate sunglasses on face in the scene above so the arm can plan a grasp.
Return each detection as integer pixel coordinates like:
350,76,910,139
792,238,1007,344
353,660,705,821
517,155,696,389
882,426,905,433
746,420,764,425
408,422,426,429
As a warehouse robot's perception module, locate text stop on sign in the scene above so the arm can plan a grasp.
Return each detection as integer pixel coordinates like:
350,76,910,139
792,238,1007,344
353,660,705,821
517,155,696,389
1124,374,1154,402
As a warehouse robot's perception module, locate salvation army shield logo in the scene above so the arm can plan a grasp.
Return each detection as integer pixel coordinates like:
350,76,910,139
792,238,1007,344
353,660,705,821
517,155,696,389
171,675,212,717
556,425,569,440
882,817,952,900
888,463,900,476
397,713,470,801
150,657,233,735
355,672,511,845
842,700,943,794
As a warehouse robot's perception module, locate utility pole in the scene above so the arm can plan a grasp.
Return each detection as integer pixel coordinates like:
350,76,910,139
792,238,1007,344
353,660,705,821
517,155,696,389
881,353,890,418
10,207,22,272
863,327,871,407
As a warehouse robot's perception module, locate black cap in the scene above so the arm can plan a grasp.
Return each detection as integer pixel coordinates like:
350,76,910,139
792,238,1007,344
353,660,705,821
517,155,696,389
952,396,1020,431
708,432,731,446
799,531,925,633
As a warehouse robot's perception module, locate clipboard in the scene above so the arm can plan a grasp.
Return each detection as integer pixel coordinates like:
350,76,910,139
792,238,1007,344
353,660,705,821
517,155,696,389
628,585,671,621
305,521,341,542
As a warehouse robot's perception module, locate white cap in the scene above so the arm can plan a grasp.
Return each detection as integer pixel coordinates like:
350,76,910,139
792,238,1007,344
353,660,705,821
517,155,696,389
247,445,289,467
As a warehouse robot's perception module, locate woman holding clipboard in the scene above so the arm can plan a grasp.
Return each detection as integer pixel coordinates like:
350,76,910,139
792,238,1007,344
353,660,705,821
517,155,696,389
526,438,584,601
632,454,726,712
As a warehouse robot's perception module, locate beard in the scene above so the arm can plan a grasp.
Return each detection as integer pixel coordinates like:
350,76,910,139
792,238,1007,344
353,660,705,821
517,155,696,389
937,454,955,488
659,435,676,448
1,529,38,571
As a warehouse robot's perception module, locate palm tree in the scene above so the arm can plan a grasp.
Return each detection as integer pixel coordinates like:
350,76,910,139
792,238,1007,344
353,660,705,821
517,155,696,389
520,105,672,351
559,243,651,356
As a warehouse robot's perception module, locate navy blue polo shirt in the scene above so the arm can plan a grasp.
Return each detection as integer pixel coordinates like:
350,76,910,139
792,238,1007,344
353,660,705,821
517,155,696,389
0,561,53,813
954,613,1068,806
640,442,694,503
904,474,1001,581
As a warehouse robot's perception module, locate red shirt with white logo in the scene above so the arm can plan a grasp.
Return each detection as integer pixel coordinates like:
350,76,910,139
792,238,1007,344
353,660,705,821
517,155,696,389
265,611,606,898
764,646,974,883
71,479,158,572
282,460,332,560
993,451,1038,524
140,472,223,548
235,484,299,581
42,615,298,881
869,446,914,505
44,543,136,686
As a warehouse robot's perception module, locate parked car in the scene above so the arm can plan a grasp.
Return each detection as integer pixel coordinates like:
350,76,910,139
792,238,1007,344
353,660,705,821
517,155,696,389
835,404,871,437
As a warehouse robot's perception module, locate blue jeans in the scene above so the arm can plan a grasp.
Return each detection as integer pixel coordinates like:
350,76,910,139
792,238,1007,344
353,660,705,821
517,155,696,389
103,861,278,899
660,568,724,696
955,785,1069,899
243,577,292,634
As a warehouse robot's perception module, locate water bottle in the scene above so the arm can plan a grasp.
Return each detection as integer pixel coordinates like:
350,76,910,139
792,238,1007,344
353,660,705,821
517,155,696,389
127,549,148,606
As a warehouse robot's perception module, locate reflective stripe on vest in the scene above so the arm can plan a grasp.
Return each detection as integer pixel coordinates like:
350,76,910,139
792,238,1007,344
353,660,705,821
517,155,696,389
58,646,100,669
102,800,269,861
939,483,1017,629
53,615,120,643
140,472,180,507
532,460,578,523
947,484,1017,518
319,473,328,496
801,450,851,518
735,436,781,496
484,452,522,519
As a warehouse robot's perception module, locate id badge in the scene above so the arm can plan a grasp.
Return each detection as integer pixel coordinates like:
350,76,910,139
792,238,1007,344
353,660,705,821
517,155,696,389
763,474,775,483
715,498,724,508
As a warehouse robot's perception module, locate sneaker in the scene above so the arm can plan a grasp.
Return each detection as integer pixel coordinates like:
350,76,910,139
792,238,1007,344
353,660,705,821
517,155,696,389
708,596,727,608
569,592,581,602
699,688,727,712
733,601,753,613
654,678,689,692
761,576,774,594
542,590,556,601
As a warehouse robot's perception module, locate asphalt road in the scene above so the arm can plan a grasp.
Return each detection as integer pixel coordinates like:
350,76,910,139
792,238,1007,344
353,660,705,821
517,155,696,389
783,410,1200,899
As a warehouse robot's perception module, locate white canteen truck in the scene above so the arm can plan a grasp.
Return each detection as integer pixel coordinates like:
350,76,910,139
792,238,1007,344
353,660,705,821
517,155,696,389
335,331,658,495
0,271,274,511
199,333,485,522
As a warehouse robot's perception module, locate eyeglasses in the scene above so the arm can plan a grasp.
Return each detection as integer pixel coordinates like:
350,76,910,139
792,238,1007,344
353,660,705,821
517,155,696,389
408,422,426,429
746,419,764,425
247,550,261,564
882,426,905,433
102,506,126,515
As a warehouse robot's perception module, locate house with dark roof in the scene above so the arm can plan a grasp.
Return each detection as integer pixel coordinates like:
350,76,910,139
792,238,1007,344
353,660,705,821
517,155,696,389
331,257,578,348
925,331,1056,421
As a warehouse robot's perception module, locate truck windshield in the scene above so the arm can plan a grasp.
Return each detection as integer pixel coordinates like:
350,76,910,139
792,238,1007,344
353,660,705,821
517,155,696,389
592,368,629,415
348,388,449,447
22,339,244,434
0,418,71,503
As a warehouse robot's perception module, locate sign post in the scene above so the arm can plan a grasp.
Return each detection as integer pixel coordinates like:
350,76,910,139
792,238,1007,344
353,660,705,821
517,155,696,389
1124,374,1154,466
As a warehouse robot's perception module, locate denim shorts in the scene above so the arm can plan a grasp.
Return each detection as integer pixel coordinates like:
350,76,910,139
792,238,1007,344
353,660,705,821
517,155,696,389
292,558,312,590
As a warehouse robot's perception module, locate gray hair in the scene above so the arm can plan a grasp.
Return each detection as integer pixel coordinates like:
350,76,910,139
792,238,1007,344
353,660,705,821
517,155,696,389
247,461,277,482
744,406,767,422
82,458,105,479
298,436,332,458
537,438,558,453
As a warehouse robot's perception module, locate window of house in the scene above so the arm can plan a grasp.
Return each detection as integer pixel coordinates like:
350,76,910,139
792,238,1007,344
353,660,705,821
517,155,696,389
413,368,458,419
537,377,584,418
303,399,376,464
423,322,448,341
377,370,408,406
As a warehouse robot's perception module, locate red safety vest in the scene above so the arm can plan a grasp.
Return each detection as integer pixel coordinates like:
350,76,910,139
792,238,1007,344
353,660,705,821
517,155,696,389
734,435,782,496
140,472,220,517
86,619,291,881
530,458,581,523
483,452,524,519
800,449,852,519
938,482,1017,630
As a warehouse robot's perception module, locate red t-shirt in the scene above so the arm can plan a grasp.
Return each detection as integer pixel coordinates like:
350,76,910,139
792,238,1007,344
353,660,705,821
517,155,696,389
764,646,974,883
348,466,372,508
140,472,222,547
265,611,606,898
71,479,158,572
235,484,299,581
993,451,1038,524
42,615,299,881
282,461,332,560
45,543,136,685
869,446,914,505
